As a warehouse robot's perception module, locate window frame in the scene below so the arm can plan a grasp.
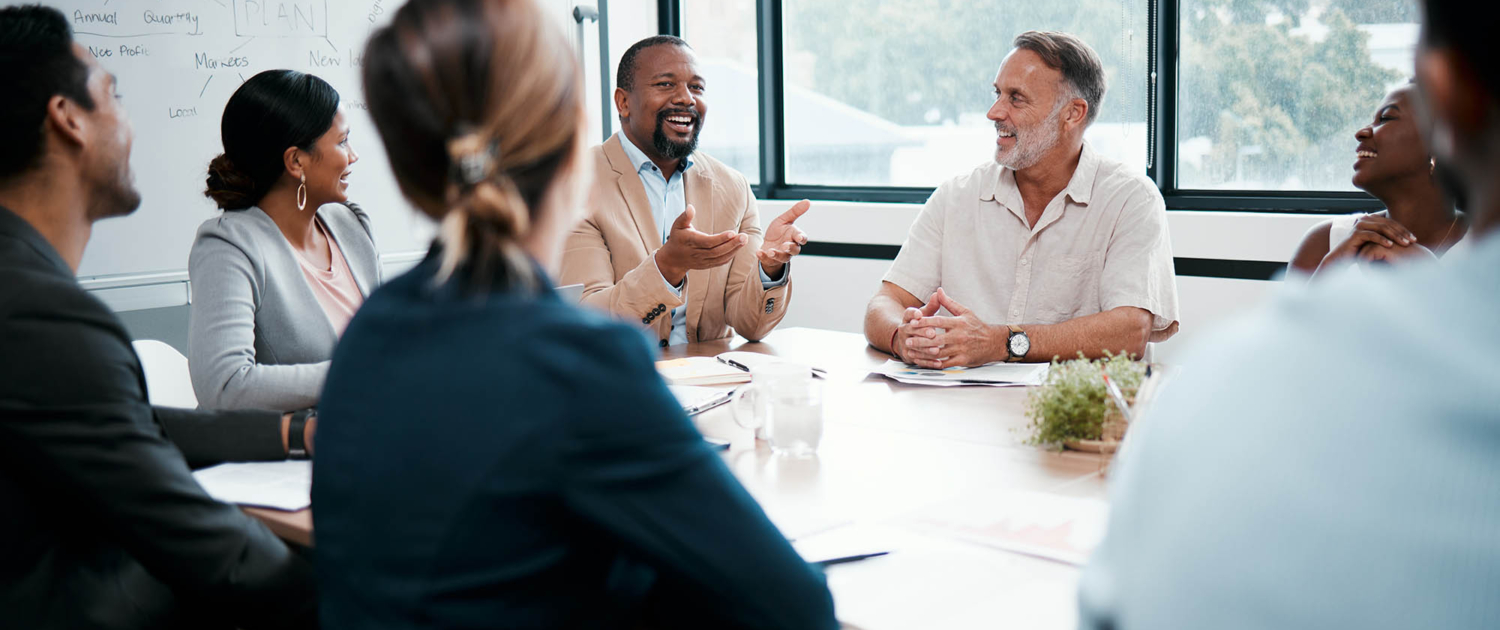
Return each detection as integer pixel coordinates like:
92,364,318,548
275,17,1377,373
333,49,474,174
664,0,1388,214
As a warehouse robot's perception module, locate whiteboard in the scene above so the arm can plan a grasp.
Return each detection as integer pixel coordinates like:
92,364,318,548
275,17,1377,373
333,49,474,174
6,0,438,279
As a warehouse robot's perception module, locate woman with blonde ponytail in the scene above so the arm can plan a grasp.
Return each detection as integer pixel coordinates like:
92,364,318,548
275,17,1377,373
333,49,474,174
311,1,837,628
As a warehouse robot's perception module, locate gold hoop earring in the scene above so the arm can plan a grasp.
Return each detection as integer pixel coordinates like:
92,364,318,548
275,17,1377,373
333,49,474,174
296,174,308,211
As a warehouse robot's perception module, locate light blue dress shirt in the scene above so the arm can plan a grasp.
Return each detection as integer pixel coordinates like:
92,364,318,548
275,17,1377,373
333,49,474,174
618,133,786,345
1079,233,1500,629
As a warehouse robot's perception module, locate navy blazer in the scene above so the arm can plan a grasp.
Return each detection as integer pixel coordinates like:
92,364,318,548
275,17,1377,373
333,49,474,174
313,251,837,629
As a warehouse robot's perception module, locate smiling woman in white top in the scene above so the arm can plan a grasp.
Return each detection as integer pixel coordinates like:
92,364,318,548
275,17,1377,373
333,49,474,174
1289,83,1470,277
189,69,379,411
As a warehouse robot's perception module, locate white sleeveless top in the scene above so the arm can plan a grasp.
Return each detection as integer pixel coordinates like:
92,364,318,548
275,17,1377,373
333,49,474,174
1327,213,1362,249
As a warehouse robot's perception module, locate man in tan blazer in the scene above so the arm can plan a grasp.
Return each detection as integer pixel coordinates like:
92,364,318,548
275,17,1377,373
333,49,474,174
561,35,812,348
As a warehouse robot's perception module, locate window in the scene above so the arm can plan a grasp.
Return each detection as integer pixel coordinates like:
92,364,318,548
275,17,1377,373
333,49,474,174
781,0,1150,187
682,0,761,183
1176,0,1419,192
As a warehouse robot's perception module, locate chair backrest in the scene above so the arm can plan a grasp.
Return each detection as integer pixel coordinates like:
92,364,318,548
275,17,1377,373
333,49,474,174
131,339,199,409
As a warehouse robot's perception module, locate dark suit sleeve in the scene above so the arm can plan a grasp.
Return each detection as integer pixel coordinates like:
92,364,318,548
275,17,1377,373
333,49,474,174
0,299,316,629
554,324,837,630
154,406,288,469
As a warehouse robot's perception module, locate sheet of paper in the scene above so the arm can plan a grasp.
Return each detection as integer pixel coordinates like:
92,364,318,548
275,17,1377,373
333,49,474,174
879,375,1027,388
871,360,1048,386
192,460,311,511
791,522,899,565
715,351,825,378
900,490,1109,566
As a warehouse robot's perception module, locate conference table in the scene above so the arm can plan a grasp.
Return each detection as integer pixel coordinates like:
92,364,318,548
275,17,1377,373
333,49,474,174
245,327,1113,629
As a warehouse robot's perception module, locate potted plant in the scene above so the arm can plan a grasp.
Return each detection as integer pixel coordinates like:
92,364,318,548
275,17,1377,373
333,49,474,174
1024,352,1147,452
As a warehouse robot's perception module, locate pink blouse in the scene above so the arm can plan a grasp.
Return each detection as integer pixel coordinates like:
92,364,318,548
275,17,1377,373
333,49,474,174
295,219,364,336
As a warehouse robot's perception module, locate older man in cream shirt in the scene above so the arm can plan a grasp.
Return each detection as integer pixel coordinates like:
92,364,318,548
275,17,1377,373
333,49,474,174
865,30,1179,367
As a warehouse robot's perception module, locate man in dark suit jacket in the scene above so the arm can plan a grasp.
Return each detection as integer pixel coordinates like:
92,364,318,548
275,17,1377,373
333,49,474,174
0,7,316,628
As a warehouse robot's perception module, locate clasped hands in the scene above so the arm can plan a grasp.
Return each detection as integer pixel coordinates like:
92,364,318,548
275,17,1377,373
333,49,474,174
1323,214,1438,268
654,200,811,285
892,288,1000,369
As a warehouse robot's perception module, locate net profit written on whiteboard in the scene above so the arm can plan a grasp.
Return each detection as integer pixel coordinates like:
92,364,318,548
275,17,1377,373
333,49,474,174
12,0,438,279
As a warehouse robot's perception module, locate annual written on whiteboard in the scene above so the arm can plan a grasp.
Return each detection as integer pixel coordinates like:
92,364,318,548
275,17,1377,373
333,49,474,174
73,9,201,35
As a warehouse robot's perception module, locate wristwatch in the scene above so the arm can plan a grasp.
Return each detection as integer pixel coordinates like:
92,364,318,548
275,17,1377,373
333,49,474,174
1004,325,1030,362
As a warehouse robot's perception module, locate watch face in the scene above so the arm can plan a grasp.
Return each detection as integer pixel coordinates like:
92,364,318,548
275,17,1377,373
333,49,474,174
1009,332,1030,357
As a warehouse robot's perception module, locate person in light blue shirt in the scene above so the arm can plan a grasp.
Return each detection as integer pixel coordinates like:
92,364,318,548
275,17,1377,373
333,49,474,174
1079,0,1500,626
616,130,796,345
561,35,812,346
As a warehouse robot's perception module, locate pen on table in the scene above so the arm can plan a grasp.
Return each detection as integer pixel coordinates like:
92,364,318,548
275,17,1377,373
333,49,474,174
815,551,891,567
720,357,827,379
1100,372,1134,423
685,390,734,416
721,357,753,372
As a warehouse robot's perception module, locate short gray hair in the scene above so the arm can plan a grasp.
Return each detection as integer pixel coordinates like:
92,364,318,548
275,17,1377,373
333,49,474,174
1011,31,1106,125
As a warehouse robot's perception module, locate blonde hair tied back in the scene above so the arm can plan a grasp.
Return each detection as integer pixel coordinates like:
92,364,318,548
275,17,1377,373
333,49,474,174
436,130,535,286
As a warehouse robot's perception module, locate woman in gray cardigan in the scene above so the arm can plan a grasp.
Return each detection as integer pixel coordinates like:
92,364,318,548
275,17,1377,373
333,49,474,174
190,70,379,411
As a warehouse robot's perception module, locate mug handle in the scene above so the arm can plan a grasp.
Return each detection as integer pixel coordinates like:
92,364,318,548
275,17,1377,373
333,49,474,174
729,383,765,430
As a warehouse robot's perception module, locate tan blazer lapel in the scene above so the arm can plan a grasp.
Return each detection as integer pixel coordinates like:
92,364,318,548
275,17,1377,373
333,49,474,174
683,166,717,342
603,135,661,254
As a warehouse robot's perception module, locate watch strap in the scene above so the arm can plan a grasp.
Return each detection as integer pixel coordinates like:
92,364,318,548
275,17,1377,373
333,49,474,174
288,409,314,460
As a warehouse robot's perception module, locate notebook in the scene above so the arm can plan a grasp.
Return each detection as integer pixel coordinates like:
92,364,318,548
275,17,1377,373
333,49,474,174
655,356,752,386
715,350,826,379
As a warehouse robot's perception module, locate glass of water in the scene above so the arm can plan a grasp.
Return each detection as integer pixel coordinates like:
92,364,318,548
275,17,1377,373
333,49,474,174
730,362,824,458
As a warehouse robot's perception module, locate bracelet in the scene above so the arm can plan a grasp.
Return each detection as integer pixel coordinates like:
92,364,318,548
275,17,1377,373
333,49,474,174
288,409,314,460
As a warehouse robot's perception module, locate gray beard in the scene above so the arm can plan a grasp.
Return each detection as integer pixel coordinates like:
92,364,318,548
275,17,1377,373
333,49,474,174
995,100,1065,170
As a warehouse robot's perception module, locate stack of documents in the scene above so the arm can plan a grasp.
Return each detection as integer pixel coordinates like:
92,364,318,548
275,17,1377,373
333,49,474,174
656,356,752,386
871,360,1048,387
191,460,312,511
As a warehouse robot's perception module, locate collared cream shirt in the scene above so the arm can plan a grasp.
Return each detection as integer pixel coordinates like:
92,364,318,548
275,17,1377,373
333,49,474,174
884,143,1180,341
